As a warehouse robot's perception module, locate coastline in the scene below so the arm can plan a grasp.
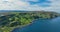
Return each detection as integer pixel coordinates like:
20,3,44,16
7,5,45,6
11,19,35,32
11,18,52,32
0,11,60,32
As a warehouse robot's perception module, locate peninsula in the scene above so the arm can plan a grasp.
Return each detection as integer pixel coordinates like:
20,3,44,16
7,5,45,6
0,11,60,32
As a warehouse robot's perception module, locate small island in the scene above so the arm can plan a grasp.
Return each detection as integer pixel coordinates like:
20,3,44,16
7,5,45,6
0,11,60,32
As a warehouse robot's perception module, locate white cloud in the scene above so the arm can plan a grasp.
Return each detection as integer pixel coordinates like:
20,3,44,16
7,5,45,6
0,0,60,13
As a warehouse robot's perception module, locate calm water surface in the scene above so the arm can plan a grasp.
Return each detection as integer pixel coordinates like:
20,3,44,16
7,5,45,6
12,17,60,32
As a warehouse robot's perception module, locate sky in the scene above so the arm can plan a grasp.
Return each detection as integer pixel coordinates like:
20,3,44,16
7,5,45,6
0,0,60,13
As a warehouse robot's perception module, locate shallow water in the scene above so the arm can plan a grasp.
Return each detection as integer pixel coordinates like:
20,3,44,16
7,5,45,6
12,17,60,32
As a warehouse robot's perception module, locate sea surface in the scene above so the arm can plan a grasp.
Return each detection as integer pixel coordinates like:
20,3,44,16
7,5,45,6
12,17,60,32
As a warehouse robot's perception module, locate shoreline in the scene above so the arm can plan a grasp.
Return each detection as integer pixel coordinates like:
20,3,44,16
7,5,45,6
11,19,35,32
11,16,59,32
11,18,51,32
0,11,59,32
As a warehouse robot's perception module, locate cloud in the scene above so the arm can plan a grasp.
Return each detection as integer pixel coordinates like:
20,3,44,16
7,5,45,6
0,0,60,13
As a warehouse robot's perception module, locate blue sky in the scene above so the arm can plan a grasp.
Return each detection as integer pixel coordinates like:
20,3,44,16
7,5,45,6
28,0,51,7
0,0,60,13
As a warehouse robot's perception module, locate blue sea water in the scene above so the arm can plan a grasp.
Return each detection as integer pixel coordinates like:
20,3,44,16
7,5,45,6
12,17,60,32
